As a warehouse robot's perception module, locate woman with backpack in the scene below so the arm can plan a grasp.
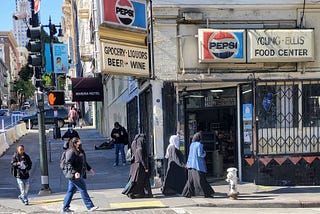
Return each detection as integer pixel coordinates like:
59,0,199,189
62,137,98,212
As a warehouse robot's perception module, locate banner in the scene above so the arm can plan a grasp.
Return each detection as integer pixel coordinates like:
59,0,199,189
53,44,69,74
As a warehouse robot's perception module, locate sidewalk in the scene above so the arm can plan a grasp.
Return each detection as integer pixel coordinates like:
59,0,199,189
1,126,320,213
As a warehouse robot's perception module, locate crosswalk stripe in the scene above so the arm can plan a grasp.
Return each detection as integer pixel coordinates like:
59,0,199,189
110,200,165,208
32,198,64,205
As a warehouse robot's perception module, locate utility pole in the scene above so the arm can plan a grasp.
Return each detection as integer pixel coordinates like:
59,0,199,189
28,0,51,195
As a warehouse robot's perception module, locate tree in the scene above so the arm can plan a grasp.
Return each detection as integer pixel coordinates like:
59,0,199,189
13,79,35,106
19,65,33,81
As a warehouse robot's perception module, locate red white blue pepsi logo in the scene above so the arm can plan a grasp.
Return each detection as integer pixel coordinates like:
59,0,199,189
208,32,239,59
115,0,135,26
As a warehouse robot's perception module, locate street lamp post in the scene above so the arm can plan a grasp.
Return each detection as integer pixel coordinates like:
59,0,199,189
42,17,63,140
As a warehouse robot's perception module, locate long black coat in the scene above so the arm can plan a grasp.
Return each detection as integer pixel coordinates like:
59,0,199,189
123,134,152,198
162,145,187,195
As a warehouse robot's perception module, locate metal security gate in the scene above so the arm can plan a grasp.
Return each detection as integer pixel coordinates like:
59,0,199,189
241,80,320,185
127,96,139,145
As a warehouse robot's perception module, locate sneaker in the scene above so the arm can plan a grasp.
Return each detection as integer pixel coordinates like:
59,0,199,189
62,208,74,213
88,206,99,212
24,200,29,205
113,163,118,167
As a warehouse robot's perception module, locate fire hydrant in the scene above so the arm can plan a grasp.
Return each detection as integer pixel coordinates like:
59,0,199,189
225,167,239,199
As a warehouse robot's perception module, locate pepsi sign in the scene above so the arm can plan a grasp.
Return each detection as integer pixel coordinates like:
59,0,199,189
104,0,147,31
198,29,246,63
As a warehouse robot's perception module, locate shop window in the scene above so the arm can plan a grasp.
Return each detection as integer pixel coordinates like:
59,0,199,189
256,84,298,129
302,84,320,127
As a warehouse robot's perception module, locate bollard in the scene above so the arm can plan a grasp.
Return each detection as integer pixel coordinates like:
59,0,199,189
225,167,239,199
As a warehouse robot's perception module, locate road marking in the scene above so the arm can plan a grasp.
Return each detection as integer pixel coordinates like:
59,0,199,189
32,198,64,205
110,200,165,209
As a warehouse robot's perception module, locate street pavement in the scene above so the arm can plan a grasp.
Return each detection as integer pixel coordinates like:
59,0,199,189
1,126,320,213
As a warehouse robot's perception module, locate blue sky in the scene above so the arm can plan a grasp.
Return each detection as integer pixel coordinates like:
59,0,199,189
0,0,63,31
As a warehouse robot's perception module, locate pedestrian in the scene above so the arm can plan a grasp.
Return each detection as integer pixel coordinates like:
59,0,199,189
161,134,187,195
122,133,153,199
68,106,78,128
182,131,215,198
10,144,32,205
111,122,128,166
77,108,84,128
62,137,98,212
61,125,80,150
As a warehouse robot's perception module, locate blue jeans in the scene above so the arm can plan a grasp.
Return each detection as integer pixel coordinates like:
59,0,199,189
17,178,29,202
63,177,95,211
114,143,126,165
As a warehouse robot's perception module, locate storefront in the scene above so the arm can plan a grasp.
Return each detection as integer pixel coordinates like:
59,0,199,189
179,87,238,178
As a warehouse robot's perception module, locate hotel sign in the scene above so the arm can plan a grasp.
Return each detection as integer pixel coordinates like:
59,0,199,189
247,29,314,62
101,42,149,77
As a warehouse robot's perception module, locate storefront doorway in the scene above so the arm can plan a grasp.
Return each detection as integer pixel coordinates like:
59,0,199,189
183,87,237,178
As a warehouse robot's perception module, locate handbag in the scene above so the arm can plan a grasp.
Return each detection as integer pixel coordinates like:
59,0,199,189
126,148,134,163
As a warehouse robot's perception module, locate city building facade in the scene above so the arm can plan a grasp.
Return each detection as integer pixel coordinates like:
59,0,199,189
152,0,320,185
73,0,320,186
0,32,19,109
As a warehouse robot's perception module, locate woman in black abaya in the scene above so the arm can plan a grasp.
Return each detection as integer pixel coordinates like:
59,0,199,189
162,135,187,195
122,134,153,199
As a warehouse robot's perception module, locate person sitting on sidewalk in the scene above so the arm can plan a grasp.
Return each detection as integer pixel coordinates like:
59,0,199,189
94,138,114,150
61,125,80,150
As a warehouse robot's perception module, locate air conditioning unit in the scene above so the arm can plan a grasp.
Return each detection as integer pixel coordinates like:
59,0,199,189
183,12,203,21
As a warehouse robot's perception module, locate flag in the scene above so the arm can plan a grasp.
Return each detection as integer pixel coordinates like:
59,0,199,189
34,0,40,14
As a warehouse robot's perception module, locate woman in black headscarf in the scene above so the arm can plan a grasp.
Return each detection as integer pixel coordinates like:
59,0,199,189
182,131,215,198
122,134,153,198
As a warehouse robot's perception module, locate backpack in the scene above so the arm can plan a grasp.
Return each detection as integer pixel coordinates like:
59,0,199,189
60,150,74,179
60,150,66,170
121,128,129,145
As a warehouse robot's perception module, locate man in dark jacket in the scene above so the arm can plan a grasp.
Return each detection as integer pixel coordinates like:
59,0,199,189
11,144,32,205
61,125,80,150
111,122,128,166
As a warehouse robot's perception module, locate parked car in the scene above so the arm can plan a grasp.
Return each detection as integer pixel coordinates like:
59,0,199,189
21,108,69,129
0,109,10,116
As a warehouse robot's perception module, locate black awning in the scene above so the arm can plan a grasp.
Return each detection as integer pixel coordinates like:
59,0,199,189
71,77,103,101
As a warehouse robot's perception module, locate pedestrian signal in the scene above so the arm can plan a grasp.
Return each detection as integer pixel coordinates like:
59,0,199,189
48,91,65,106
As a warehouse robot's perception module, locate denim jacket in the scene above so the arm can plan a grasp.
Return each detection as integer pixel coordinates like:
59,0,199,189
186,141,207,173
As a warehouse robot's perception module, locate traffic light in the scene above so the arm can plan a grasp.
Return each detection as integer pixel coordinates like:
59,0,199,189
48,91,65,106
26,26,42,66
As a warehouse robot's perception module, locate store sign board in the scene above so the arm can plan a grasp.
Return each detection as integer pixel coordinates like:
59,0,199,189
103,0,147,31
248,29,314,62
198,29,246,63
101,42,149,77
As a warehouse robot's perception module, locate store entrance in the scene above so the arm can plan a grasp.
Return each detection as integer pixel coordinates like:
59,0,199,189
184,89,237,178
